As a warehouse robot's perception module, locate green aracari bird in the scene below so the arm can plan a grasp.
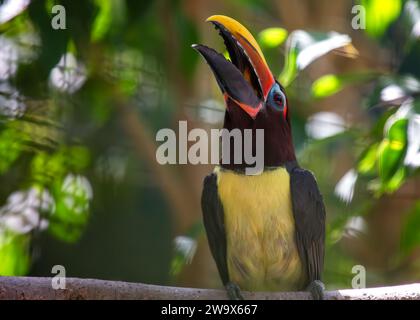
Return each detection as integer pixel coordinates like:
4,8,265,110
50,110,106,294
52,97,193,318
192,15,326,300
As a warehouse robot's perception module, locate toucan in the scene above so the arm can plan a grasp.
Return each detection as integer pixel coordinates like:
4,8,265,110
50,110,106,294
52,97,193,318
192,15,326,300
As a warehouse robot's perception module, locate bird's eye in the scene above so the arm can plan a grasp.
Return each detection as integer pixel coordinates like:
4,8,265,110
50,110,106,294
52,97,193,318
268,83,286,113
273,93,283,106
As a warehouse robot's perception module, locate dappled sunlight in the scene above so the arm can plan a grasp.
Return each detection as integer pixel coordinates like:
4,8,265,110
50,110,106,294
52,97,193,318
0,0,30,25
61,174,93,215
343,216,367,239
0,36,18,80
0,83,25,118
335,169,358,204
380,84,406,102
0,187,53,234
305,112,346,140
49,53,87,94
405,114,420,167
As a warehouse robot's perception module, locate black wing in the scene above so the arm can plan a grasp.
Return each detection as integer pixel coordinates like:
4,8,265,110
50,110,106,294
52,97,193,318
288,164,326,286
201,173,229,285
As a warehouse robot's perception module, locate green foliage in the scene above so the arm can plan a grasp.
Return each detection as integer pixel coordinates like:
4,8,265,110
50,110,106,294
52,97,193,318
31,146,90,186
311,73,379,99
0,0,418,289
0,127,24,174
358,143,379,175
311,74,343,99
0,232,30,276
279,31,354,87
360,0,402,38
258,27,288,48
378,118,408,188
49,174,92,242
91,0,125,42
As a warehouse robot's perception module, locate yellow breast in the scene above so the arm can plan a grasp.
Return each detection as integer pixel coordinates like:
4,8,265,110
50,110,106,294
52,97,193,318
215,166,305,291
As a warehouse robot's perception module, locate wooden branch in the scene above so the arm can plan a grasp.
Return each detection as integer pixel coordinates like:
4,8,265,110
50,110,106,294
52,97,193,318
0,277,419,300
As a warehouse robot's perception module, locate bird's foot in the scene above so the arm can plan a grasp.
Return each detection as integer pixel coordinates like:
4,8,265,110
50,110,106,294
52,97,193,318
225,282,244,300
307,280,325,300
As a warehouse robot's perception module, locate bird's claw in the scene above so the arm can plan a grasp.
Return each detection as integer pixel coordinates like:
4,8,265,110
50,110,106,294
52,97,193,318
307,280,325,300
225,282,244,300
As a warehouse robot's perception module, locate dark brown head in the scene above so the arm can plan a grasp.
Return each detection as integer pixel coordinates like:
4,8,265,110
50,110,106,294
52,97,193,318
193,15,295,171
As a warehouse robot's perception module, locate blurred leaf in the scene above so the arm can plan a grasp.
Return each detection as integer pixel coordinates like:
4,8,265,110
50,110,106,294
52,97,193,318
0,232,30,276
382,166,406,193
312,72,379,99
91,0,125,42
334,169,358,204
401,201,420,254
402,0,420,40
358,142,379,175
49,174,92,243
404,114,420,167
360,0,402,38
68,146,91,171
0,127,23,174
312,74,343,99
170,221,203,278
378,118,408,187
279,31,353,86
0,0,31,25
14,0,69,97
31,146,90,186
366,76,420,131
108,48,143,96
91,0,112,41
31,151,66,185
305,111,346,140
279,45,297,87
258,27,288,48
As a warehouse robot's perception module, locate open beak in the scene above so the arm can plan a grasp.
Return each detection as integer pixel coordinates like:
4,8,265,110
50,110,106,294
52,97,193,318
192,15,275,119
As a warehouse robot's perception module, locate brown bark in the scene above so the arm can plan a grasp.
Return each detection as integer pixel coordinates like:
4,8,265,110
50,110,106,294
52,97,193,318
0,277,419,300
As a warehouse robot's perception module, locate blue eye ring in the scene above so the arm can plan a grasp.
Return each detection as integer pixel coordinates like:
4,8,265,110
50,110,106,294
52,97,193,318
268,83,286,112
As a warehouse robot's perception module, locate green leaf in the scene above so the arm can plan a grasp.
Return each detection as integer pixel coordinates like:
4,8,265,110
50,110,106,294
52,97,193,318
382,166,406,192
91,0,126,42
0,127,23,174
401,201,420,254
311,72,379,98
0,233,30,276
49,174,92,243
279,46,297,87
258,27,288,48
91,0,113,41
358,143,379,175
377,118,408,186
311,74,343,98
279,31,354,87
361,0,402,38
31,146,91,186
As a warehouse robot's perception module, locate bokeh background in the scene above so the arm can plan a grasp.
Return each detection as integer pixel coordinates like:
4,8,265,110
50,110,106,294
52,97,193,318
0,0,420,290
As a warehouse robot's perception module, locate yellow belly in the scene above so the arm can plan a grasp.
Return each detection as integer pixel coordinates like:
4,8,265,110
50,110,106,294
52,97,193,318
215,166,305,291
